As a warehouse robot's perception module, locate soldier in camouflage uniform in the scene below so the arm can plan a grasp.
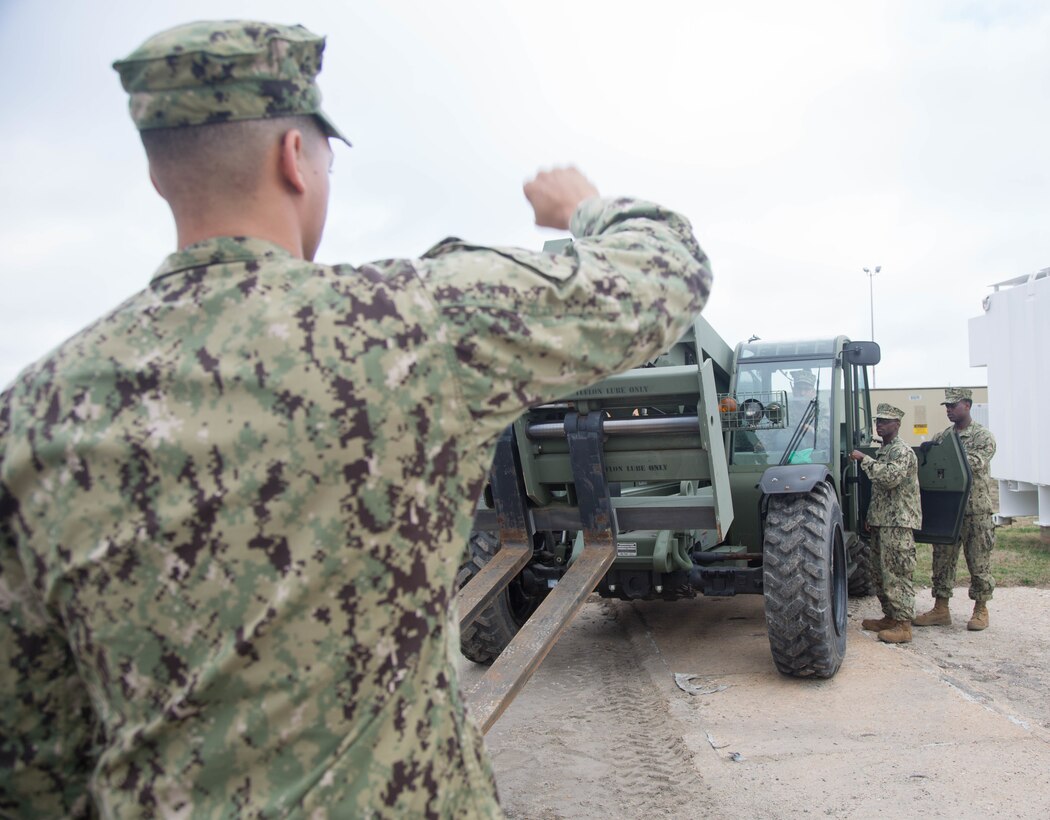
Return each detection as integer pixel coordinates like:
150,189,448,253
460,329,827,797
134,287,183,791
914,387,997,631
849,403,921,644
0,21,713,818
787,369,830,444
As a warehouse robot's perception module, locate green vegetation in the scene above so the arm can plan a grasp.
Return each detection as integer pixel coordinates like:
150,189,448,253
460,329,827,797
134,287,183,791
915,527,1050,588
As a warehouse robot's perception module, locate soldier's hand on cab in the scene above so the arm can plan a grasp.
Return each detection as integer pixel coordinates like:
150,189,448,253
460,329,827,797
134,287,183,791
848,450,865,462
524,167,599,230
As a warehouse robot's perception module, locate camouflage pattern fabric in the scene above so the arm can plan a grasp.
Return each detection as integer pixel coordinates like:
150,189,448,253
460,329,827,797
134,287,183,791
0,197,712,816
859,436,921,529
867,532,891,617
931,515,996,602
113,21,349,142
860,436,920,620
929,421,997,602
868,527,917,621
940,387,972,404
874,402,904,420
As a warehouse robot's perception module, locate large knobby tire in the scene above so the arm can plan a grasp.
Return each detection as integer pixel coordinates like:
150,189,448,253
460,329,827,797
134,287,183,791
762,482,848,678
846,533,877,597
456,531,543,664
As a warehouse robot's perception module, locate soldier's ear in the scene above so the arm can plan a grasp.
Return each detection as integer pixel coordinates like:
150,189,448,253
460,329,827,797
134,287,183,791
278,128,308,196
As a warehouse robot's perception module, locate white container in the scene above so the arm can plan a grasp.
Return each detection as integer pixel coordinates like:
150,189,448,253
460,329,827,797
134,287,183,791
968,268,1050,526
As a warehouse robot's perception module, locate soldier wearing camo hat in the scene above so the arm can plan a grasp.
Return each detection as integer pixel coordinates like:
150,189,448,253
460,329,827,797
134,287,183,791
914,387,998,631
114,20,351,141
785,368,830,449
0,20,713,817
849,403,921,643
790,369,817,392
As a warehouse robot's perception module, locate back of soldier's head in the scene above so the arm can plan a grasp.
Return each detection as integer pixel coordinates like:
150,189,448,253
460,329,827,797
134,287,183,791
140,117,324,203
114,21,349,201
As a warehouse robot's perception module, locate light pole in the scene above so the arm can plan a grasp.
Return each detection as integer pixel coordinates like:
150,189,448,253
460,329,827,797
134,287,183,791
863,265,880,387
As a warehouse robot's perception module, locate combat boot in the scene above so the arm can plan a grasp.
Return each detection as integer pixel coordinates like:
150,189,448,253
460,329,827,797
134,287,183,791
877,620,912,644
967,601,989,631
913,597,951,627
861,615,896,632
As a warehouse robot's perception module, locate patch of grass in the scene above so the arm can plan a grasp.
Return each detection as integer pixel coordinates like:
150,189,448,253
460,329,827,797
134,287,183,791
914,526,1050,588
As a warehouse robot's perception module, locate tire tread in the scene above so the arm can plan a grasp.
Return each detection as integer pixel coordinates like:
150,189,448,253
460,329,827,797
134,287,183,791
763,482,846,679
456,532,529,664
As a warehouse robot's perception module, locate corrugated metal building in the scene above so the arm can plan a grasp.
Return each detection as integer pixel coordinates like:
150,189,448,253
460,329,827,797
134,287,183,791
869,386,988,447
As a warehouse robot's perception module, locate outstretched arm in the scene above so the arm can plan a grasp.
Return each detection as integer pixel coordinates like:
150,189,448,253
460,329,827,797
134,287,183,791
419,167,713,431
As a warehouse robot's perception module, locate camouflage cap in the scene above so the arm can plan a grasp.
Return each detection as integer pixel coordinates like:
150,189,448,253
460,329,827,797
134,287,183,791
791,370,816,388
113,21,350,144
941,387,973,405
875,402,905,420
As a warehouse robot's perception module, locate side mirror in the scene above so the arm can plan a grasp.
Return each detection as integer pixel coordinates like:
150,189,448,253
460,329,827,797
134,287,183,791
843,341,881,366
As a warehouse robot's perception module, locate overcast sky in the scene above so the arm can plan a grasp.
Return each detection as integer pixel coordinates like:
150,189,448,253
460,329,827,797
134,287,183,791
1,0,1047,390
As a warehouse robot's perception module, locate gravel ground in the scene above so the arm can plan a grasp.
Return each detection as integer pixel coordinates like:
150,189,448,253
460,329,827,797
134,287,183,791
460,586,1050,819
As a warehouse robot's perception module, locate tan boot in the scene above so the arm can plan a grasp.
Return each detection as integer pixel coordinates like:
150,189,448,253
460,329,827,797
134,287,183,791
878,620,913,644
967,601,989,631
913,597,952,627
861,615,896,632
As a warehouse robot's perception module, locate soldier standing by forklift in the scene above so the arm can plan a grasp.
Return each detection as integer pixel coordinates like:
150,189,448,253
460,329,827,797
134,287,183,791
914,388,997,631
0,20,713,817
849,403,921,643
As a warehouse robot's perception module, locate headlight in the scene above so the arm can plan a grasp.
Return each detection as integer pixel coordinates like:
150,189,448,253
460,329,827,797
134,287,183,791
741,398,764,423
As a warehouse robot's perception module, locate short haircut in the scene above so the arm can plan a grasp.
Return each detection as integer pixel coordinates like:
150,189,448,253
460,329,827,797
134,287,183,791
141,115,327,203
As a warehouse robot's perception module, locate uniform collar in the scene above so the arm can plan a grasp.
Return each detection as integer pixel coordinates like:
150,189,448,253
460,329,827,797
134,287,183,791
151,237,295,284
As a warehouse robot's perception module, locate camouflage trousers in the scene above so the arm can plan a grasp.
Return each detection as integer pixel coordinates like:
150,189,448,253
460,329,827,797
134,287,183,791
931,513,995,601
869,526,916,621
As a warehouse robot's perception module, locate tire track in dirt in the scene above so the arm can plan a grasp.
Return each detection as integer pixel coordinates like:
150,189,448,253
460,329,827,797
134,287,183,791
581,600,709,817
475,597,713,819
473,590,1050,819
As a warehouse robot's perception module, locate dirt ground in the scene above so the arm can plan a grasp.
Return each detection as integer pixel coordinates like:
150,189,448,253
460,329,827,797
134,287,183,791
459,586,1050,819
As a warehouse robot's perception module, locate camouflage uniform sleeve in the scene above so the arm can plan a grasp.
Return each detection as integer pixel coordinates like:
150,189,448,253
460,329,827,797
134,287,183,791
0,395,96,818
859,444,915,490
965,426,996,473
417,196,712,429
